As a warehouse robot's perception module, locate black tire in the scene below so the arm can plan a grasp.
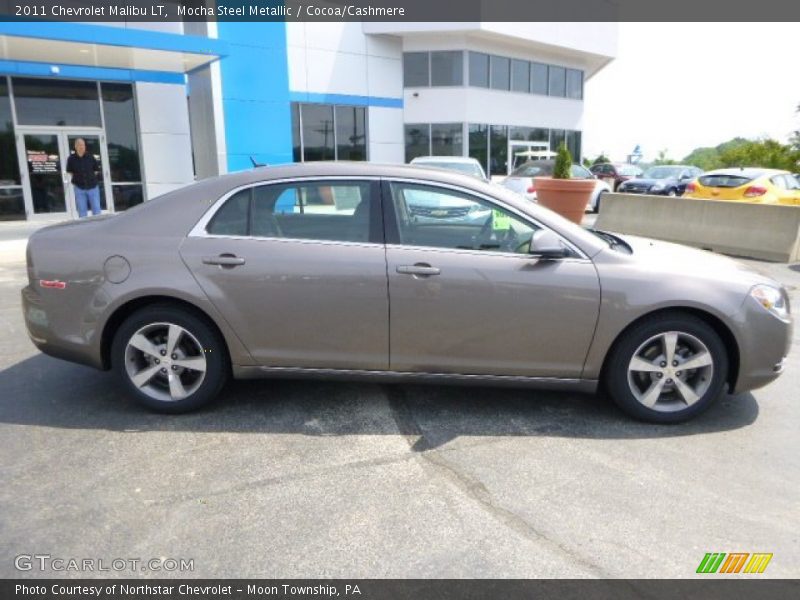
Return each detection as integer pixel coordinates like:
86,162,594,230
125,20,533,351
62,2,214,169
604,312,728,423
594,191,605,213
667,188,678,197
111,304,229,413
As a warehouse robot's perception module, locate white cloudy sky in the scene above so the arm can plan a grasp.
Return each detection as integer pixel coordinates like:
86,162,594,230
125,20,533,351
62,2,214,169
583,22,800,163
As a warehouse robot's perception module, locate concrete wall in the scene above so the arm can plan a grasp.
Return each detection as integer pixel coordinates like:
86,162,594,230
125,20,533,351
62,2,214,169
595,193,800,262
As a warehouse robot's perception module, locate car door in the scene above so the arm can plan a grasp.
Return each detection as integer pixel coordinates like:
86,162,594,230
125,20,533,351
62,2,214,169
383,180,601,378
180,178,389,370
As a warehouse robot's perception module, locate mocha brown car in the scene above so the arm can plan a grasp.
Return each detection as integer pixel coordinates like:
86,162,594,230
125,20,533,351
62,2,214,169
22,163,792,422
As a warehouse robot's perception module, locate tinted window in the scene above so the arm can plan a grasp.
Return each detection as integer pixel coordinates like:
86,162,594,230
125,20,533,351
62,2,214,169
531,63,548,95
207,189,250,236
335,105,367,160
101,83,141,182
571,165,593,179
389,182,539,254
431,51,463,86
468,52,489,88
490,56,510,90
291,103,301,162
403,52,429,87
300,104,335,161
13,78,101,126
698,174,754,188
548,66,566,97
566,69,583,99
511,59,529,93
431,123,463,156
489,125,508,176
566,130,582,161
0,78,21,187
468,124,488,175
404,124,430,162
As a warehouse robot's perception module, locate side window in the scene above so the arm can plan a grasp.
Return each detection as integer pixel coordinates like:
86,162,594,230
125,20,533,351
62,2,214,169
252,180,374,243
206,189,250,236
389,182,539,255
771,176,787,191
571,165,593,179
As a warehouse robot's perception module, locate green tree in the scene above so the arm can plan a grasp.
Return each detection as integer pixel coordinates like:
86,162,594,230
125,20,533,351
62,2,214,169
717,138,800,171
553,142,572,179
653,149,677,165
590,153,610,166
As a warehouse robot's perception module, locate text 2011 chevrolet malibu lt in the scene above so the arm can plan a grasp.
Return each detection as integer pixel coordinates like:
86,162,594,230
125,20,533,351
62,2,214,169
22,163,792,422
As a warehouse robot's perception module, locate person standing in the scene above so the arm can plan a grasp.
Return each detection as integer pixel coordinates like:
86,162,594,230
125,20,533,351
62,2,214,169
65,138,101,218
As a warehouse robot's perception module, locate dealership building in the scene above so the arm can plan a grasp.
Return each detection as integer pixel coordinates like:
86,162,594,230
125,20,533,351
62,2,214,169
0,20,617,221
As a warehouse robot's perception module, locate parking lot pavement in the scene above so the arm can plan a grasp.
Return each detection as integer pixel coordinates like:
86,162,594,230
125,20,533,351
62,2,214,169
1,234,798,579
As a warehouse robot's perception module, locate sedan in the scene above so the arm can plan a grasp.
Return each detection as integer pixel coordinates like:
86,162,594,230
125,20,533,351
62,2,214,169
618,165,703,197
589,162,643,191
22,163,792,423
684,168,800,205
500,160,611,212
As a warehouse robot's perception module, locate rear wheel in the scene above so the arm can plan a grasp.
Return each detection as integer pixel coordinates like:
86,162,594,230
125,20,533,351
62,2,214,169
605,313,728,423
667,188,678,197
594,191,606,213
111,305,229,413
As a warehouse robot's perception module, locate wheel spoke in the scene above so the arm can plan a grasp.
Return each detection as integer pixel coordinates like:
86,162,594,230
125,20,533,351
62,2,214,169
128,333,160,359
679,351,712,371
630,356,662,373
662,332,678,364
130,364,161,388
168,373,188,400
166,324,183,357
673,376,700,406
172,356,206,373
639,377,667,408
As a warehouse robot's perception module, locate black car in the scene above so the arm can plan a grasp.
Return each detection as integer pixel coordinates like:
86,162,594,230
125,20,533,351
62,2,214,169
618,165,703,196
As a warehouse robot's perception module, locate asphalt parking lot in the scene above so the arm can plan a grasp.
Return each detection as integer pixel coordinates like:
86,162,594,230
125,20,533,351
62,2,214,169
0,218,798,578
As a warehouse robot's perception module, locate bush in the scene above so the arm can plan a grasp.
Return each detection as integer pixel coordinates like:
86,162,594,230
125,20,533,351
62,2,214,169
553,142,572,179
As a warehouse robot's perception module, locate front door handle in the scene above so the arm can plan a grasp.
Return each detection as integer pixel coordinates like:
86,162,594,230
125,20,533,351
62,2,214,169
202,254,246,268
396,263,441,277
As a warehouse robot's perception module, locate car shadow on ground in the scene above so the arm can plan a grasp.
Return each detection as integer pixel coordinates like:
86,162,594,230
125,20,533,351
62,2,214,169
0,354,759,451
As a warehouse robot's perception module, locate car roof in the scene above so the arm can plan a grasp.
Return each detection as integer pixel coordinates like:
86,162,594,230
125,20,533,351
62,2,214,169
410,156,481,164
700,167,787,178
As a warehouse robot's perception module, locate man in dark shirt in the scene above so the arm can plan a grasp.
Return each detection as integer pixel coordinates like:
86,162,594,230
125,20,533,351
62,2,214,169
65,138,101,218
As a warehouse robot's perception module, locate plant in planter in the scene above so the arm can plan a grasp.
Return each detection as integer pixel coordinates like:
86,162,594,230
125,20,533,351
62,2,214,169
533,143,596,224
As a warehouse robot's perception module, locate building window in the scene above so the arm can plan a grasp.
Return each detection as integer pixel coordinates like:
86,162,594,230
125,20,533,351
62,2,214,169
431,51,463,86
468,124,488,175
12,77,101,127
431,123,463,156
0,78,24,221
291,103,367,162
511,59,530,93
404,123,430,162
468,52,490,88
403,52,429,87
566,130,582,160
550,129,567,152
101,82,144,211
566,69,583,100
490,56,510,91
548,66,567,98
489,125,508,176
530,63,549,95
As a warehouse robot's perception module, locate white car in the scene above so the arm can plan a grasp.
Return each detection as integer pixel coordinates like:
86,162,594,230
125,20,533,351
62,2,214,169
501,160,611,213
409,156,489,182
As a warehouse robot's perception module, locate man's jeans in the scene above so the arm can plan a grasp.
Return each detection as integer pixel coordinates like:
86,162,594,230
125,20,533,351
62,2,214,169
74,185,101,218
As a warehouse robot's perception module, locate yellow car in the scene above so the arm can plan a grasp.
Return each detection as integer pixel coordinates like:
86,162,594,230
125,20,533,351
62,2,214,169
684,168,800,205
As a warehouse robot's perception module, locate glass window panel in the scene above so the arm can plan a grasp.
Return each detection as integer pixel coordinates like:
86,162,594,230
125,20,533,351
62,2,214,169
468,124,488,176
0,79,21,186
291,102,301,162
13,78,101,126
430,51,463,86
468,52,489,88
511,59,530,93
550,129,567,153
404,124,430,162
0,187,25,221
490,56,510,91
430,123,463,156
567,130,582,161
300,104,335,161
489,125,508,176
566,69,583,99
207,188,250,236
530,63,548,95
403,52,429,87
335,106,367,161
111,184,144,212
24,134,66,214
548,66,566,97
101,83,141,183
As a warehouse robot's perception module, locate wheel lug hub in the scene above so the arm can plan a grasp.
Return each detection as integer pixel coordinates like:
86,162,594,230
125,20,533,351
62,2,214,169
172,365,177,370
161,368,167,373
160,349,166,356
171,354,177,360
155,359,160,364
660,362,667,367
666,378,672,383
672,360,679,367
656,373,663,379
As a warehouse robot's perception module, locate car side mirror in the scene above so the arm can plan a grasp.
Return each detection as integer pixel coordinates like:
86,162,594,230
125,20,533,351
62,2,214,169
530,229,570,259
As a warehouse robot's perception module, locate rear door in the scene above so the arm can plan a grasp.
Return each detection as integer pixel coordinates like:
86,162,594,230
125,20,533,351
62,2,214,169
180,178,389,370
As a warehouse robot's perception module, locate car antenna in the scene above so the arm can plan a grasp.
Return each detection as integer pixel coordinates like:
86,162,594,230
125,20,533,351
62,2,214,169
250,156,267,168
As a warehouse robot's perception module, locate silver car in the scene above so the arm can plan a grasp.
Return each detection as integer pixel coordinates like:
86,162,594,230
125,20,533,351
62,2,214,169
22,163,792,422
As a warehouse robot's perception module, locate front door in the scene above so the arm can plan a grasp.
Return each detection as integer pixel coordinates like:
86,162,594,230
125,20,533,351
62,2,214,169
384,180,601,378
17,130,112,219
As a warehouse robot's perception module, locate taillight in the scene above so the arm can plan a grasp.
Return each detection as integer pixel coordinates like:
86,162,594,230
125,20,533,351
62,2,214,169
685,182,697,193
526,185,536,193
40,280,66,290
744,185,767,198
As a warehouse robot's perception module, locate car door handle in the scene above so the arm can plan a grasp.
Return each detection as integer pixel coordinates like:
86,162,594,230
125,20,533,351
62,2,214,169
396,264,441,276
202,254,246,267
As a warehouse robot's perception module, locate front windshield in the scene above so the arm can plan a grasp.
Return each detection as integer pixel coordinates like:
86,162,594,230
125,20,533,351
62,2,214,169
643,166,682,179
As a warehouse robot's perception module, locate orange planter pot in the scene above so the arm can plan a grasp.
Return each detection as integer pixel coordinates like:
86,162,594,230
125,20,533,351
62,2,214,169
533,177,596,224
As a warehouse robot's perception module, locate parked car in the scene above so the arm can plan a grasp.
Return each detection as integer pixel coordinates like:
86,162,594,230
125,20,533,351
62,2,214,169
590,163,644,191
684,168,800,205
618,165,703,197
410,156,489,182
501,159,611,212
22,162,791,423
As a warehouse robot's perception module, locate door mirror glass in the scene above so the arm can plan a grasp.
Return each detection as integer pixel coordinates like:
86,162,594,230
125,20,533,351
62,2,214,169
529,229,570,258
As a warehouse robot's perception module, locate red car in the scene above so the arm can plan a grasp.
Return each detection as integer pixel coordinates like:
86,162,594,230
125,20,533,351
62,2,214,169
589,162,644,191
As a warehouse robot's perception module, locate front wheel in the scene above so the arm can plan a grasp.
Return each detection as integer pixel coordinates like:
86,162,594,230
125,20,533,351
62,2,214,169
111,305,229,413
605,313,728,423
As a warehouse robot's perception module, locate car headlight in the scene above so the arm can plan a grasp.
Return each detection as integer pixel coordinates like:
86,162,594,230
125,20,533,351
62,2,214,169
750,285,789,319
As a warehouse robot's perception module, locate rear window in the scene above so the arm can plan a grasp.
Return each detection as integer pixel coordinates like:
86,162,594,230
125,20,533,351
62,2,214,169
511,162,553,177
698,174,754,188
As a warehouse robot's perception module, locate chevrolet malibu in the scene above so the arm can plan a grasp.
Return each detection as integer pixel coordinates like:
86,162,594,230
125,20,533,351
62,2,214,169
22,163,792,423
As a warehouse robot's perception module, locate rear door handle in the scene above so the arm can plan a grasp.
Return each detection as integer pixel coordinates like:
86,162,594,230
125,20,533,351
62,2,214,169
396,264,441,276
202,254,246,267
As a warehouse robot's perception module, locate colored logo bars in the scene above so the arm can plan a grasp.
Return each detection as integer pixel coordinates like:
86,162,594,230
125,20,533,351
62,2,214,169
697,552,773,574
